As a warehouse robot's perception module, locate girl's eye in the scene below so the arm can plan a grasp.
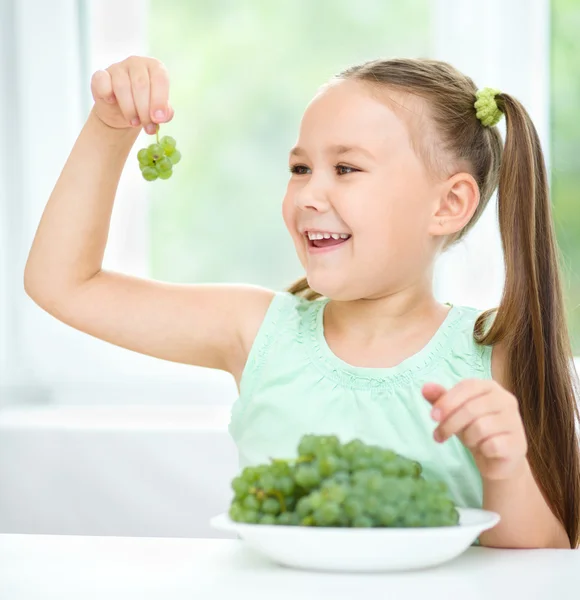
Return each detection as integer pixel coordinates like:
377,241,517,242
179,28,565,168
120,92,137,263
335,164,358,175
288,164,360,175
289,165,310,175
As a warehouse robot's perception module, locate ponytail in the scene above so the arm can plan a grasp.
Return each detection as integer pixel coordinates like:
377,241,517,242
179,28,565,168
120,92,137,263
474,93,580,547
285,58,580,546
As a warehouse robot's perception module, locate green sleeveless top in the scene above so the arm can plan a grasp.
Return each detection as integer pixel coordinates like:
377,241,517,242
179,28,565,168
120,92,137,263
229,291,494,510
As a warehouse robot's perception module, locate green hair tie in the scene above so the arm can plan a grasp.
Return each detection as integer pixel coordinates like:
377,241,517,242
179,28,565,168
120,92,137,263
474,87,503,127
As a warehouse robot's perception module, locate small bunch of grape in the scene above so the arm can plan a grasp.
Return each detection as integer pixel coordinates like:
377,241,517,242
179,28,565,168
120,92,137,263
137,128,181,181
228,434,460,528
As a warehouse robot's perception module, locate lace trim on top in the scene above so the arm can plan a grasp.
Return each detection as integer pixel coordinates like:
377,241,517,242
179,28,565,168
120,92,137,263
300,297,484,391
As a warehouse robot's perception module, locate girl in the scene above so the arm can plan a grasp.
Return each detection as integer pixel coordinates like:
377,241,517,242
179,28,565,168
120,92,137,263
24,56,580,549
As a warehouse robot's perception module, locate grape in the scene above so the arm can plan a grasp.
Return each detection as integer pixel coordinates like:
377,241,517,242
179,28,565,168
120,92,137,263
313,502,341,526
262,498,281,515
228,434,459,528
295,465,321,489
137,148,152,166
136,127,180,182
242,495,260,511
231,477,250,499
141,167,158,181
157,168,173,180
160,135,176,151
156,157,173,172
259,515,277,525
168,149,181,165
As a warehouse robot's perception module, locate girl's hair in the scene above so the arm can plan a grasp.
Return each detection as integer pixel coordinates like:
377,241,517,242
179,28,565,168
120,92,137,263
287,58,580,547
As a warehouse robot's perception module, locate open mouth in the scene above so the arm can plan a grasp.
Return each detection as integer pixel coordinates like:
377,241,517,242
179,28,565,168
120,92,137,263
305,231,352,249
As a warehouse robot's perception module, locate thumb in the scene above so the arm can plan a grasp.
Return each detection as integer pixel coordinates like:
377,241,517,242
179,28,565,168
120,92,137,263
422,382,447,405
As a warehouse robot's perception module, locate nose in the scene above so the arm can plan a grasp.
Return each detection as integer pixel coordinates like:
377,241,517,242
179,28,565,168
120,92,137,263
294,176,332,212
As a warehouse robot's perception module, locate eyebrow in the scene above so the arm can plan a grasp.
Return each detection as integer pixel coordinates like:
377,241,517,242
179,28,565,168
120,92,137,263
289,144,375,160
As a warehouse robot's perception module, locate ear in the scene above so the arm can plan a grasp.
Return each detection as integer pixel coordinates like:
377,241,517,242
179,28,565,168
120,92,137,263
428,171,480,238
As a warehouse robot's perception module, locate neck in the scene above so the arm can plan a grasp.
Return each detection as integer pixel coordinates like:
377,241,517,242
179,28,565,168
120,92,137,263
324,282,446,344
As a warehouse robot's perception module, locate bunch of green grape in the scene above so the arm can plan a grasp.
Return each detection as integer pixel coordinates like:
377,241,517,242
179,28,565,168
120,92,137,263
229,434,459,528
137,127,181,181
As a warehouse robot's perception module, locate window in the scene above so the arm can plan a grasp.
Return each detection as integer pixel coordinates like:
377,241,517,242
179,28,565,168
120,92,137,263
145,0,431,289
551,0,580,354
5,0,574,407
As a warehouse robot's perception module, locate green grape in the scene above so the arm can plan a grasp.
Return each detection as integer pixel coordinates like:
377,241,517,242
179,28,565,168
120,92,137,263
141,167,158,181
229,501,244,522
157,168,173,180
242,495,260,511
241,509,259,524
231,477,250,499
262,498,281,515
296,496,313,518
228,434,459,529
137,127,180,182
148,143,164,161
137,148,152,166
344,497,364,520
318,455,341,477
377,505,398,526
308,491,324,510
156,157,173,172
295,465,321,489
277,512,301,526
259,514,277,525
169,149,181,165
160,135,176,148
402,511,424,527
277,476,295,496
352,515,374,528
321,483,347,504
313,502,341,526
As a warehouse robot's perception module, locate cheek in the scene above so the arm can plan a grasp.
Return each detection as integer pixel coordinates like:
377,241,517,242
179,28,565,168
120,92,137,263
282,191,295,233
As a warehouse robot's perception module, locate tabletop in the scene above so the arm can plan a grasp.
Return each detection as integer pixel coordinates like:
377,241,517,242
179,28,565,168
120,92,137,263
1,534,579,599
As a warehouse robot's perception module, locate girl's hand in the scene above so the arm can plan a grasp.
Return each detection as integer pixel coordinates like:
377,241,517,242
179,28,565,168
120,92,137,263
422,379,528,481
90,56,174,133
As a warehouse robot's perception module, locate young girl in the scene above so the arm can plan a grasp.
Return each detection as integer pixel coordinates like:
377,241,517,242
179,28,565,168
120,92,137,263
24,56,579,549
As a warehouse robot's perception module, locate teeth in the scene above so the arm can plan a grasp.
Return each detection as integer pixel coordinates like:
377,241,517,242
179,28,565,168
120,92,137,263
306,232,351,240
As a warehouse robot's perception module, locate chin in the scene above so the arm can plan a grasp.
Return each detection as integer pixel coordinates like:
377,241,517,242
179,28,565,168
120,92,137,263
306,273,361,302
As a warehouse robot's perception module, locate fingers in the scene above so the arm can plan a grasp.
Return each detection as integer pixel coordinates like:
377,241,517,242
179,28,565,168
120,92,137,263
91,57,172,132
109,66,138,125
148,62,171,124
430,379,494,422
434,393,502,443
421,382,447,404
90,69,114,104
478,432,512,458
460,413,509,448
128,63,151,128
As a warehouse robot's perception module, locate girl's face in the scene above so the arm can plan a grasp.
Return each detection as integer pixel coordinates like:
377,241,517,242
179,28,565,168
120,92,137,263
282,79,444,301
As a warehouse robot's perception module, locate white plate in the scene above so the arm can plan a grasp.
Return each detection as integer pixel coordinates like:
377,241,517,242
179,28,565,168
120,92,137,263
210,508,500,572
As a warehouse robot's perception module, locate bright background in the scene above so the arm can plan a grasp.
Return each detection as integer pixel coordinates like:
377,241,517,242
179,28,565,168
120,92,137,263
0,0,578,538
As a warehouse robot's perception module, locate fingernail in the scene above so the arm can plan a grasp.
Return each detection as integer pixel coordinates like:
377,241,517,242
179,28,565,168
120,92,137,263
145,123,157,134
130,117,140,127
154,109,165,121
434,430,442,443
431,408,441,421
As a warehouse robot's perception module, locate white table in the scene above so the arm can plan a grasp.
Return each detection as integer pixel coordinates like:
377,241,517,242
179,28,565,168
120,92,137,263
1,534,579,600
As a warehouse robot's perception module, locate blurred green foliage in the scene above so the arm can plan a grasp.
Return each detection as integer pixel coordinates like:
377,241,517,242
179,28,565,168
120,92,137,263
551,0,580,354
147,0,430,289
147,0,579,354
